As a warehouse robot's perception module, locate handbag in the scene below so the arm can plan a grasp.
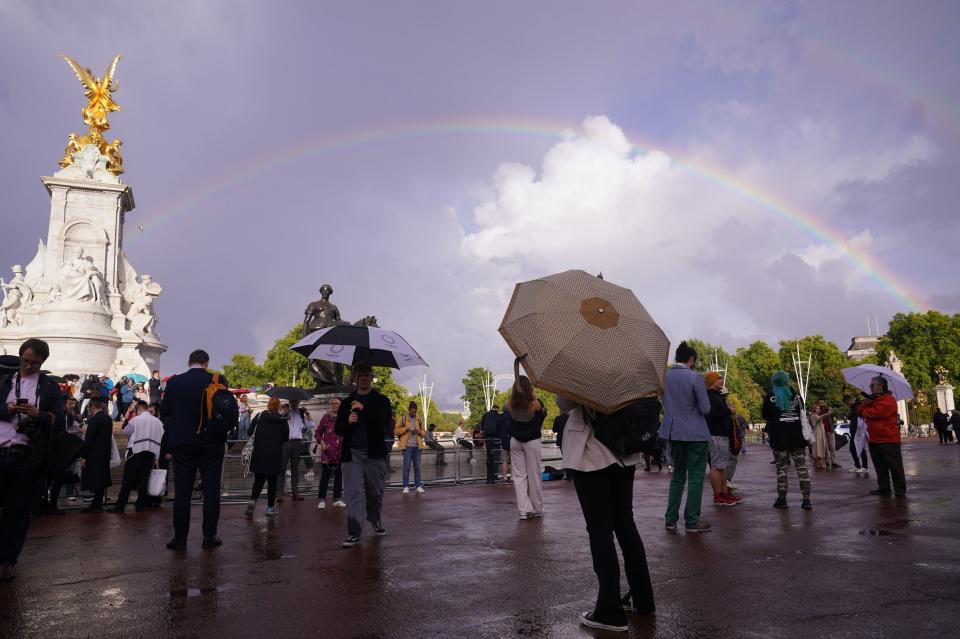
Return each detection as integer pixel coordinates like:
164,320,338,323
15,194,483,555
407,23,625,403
799,409,814,445
241,433,255,477
109,436,122,468
147,468,168,497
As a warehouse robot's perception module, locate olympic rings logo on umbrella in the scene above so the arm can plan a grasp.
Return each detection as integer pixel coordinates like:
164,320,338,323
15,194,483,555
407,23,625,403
379,334,398,347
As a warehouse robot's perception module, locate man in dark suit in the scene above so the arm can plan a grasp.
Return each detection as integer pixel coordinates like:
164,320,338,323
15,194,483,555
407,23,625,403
160,349,228,550
0,338,66,582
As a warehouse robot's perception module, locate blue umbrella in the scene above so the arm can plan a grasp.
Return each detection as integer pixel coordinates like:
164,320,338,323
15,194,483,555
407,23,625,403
123,373,149,383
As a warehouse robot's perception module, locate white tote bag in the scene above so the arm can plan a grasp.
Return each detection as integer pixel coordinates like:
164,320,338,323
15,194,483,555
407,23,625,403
109,436,122,468
241,434,255,477
854,417,869,457
147,468,168,497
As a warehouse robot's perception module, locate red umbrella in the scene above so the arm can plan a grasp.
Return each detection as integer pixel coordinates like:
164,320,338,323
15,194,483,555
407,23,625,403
162,374,176,383
230,388,253,395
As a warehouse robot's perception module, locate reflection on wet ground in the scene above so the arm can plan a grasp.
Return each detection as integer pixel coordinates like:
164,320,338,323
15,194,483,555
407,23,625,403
1,441,958,638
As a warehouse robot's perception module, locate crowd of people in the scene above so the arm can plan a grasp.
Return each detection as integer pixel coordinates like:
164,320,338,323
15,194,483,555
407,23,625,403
0,336,947,633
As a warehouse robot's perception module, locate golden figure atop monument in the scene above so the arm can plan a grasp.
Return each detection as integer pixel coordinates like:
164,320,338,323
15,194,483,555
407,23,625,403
58,54,124,176
934,365,950,385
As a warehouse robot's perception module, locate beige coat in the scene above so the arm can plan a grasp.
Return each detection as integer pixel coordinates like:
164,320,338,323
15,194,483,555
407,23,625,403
557,396,644,472
394,413,426,449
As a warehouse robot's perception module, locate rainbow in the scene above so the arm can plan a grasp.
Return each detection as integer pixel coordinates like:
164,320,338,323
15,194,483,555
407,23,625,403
128,116,928,312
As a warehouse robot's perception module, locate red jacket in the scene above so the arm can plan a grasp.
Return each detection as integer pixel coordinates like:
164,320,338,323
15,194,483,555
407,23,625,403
857,393,900,443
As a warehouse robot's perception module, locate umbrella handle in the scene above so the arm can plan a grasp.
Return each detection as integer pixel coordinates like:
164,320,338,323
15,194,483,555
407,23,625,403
514,355,528,381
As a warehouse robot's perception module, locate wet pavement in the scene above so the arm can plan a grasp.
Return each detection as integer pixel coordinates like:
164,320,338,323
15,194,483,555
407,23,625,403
1,440,958,638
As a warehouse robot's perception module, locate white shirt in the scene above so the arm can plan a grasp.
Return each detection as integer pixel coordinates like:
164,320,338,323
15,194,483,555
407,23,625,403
0,373,39,448
287,410,313,440
454,426,465,440
123,412,165,457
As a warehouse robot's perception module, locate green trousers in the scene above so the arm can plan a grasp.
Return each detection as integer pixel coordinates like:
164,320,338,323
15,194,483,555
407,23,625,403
664,440,708,526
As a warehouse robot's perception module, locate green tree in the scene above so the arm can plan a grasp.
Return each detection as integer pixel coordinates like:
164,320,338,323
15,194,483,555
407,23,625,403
878,311,960,393
222,353,270,388
777,336,850,413
734,341,781,391
461,367,493,427
262,325,314,388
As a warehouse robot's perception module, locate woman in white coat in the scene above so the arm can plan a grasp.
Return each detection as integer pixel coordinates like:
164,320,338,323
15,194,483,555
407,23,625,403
557,395,655,633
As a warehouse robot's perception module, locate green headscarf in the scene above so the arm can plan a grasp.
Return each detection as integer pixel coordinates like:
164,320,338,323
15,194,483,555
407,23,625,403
771,371,794,411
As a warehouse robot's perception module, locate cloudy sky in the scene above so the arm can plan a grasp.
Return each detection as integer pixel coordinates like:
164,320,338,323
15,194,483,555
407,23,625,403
1,1,958,407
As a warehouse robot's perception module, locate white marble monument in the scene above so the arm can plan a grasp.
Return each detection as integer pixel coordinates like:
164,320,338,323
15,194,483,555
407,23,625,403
0,54,166,377
933,366,955,414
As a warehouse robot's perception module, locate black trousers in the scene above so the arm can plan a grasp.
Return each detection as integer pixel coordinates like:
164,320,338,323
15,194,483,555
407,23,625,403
936,426,947,444
571,464,655,624
0,450,37,566
868,442,906,494
426,441,445,463
318,463,342,500
849,428,868,469
171,441,224,541
484,440,499,482
250,473,278,507
115,451,155,509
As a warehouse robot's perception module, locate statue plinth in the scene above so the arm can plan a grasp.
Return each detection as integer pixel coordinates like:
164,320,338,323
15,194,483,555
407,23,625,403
935,385,956,414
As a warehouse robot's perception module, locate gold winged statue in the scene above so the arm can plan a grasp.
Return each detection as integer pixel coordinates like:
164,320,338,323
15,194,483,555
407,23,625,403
58,54,124,176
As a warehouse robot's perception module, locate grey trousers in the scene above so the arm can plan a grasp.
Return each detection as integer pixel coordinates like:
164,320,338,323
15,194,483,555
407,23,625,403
342,449,386,536
280,440,303,493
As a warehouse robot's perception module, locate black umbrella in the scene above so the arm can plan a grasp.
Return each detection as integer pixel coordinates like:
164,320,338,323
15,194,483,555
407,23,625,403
290,325,427,370
0,355,19,372
265,386,314,401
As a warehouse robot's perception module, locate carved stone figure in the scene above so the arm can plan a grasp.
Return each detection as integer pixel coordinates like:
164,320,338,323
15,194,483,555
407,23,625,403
934,366,950,386
0,266,33,328
886,351,903,375
53,249,107,305
124,274,162,336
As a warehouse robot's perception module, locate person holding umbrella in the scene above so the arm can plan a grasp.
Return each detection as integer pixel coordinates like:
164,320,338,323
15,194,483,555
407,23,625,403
505,364,546,520
557,394,656,631
245,397,288,517
335,362,393,548
858,376,906,496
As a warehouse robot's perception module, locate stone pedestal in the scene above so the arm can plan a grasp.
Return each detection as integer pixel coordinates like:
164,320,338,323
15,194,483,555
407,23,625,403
935,385,956,413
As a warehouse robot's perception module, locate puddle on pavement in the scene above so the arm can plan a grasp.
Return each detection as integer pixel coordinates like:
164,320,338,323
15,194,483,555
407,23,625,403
169,583,234,599
858,529,893,536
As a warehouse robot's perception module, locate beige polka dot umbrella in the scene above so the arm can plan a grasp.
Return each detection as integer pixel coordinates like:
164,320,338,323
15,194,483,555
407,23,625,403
498,270,670,412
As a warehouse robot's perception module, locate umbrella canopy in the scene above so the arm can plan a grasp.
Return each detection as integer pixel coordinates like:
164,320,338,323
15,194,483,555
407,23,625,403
499,269,670,413
123,373,149,383
291,325,428,370
264,386,314,401
0,355,20,372
842,364,914,400
63,373,81,382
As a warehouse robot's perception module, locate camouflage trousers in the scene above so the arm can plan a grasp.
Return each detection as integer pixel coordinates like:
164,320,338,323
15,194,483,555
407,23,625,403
773,448,811,498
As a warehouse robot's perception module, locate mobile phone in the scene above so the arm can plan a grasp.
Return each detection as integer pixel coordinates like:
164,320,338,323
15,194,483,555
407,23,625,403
16,398,28,406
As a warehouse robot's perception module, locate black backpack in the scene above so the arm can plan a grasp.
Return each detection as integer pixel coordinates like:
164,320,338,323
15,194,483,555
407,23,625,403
589,397,662,457
199,373,239,437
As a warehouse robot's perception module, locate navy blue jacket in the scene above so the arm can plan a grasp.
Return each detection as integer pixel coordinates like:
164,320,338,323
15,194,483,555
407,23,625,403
0,372,66,471
160,368,229,448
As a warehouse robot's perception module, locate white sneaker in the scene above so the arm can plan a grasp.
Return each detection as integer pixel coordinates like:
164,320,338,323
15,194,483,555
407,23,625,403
848,468,859,473
317,501,325,510
415,486,425,494
726,481,737,490
305,471,315,480
333,500,346,508
402,487,410,494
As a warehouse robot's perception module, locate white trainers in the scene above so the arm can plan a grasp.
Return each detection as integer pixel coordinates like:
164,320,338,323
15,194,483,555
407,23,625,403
415,486,425,494
333,500,346,508
848,468,859,473
402,487,410,494
726,481,737,490
317,501,326,510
